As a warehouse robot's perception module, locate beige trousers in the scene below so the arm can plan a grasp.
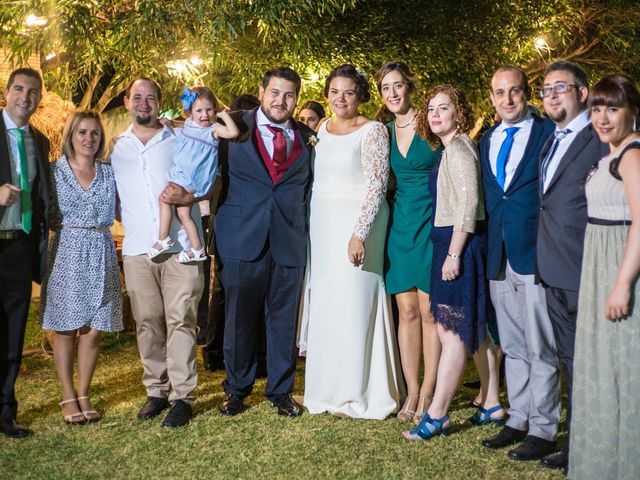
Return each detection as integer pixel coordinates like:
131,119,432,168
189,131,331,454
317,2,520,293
123,255,204,403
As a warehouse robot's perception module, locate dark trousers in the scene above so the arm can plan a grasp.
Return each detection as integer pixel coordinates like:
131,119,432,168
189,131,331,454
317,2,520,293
0,235,35,421
545,286,578,442
219,245,303,400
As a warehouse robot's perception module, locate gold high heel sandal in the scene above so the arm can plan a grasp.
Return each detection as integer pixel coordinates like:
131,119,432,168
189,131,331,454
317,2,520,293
397,394,419,422
59,399,87,425
77,396,101,423
412,395,433,425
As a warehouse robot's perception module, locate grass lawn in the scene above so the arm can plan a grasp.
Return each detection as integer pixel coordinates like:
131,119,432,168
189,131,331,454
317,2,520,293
1,305,566,480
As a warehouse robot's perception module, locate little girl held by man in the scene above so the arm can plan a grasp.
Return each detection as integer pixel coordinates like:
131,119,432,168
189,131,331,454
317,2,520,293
148,86,239,261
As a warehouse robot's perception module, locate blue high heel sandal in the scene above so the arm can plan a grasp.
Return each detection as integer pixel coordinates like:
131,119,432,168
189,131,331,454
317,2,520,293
466,404,505,426
403,412,450,441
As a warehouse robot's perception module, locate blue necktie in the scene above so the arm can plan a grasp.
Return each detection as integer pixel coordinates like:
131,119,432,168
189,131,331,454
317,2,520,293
540,128,571,190
496,126,519,190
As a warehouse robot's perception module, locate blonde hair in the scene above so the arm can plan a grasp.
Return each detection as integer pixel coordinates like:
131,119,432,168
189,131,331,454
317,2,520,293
61,110,106,161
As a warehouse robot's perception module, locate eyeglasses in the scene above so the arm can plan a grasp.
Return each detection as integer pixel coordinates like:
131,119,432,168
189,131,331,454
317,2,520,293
538,83,578,98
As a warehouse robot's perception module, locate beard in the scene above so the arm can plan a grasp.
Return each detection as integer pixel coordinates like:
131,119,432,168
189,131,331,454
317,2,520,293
135,115,153,125
548,108,567,125
261,105,292,124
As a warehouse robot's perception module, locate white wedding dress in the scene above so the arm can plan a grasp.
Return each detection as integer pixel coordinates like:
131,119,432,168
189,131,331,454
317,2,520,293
299,120,404,419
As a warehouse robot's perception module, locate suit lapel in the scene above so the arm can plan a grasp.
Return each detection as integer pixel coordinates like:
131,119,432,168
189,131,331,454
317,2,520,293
243,109,274,186
543,124,592,196
0,112,11,186
480,124,499,186
276,121,310,185
507,116,546,192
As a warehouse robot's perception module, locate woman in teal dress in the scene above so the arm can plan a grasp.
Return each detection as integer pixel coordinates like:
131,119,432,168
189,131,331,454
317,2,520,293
376,62,441,423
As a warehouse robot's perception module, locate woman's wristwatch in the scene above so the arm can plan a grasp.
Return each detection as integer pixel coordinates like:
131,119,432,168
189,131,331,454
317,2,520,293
447,252,460,260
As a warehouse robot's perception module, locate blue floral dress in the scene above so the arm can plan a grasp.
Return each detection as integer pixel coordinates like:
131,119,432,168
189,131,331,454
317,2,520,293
41,157,123,332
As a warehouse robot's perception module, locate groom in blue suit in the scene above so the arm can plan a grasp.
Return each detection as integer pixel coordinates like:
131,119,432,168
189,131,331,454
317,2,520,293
479,66,560,461
214,67,315,417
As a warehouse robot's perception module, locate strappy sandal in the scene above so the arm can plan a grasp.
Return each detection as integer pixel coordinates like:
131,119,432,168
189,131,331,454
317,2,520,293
59,398,87,425
148,237,174,258
176,247,207,263
412,395,432,425
461,404,505,427
77,396,101,423
397,394,419,422
403,413,450,441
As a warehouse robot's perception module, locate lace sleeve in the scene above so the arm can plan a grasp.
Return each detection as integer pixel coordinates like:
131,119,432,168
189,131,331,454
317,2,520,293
353,122,390,240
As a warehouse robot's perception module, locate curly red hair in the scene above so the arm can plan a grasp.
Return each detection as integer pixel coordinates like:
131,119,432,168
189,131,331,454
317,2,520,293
415,85,474,150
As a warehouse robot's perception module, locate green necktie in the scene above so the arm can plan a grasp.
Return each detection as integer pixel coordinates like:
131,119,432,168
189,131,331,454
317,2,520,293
13,128,32,234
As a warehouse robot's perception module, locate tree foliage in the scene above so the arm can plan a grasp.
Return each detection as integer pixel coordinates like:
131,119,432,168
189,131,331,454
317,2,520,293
1,0,639,124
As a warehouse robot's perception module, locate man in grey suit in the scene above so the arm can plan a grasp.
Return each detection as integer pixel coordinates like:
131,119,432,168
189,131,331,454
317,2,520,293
536,60,608,471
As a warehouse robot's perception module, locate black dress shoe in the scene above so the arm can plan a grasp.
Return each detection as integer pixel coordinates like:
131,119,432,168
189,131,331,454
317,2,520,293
271,394,302,417
508,435,557,461
162,400,192,427
0,420,30,438
219,394,244,416
482,425,527,449
137,396,169,420
540,448,568,470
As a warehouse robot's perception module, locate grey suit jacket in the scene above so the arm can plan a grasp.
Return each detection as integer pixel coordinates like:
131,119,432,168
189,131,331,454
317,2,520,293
536,123,609,291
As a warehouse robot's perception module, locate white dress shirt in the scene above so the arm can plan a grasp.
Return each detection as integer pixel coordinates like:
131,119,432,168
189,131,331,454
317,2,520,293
110,124,202,256
489,111,534,190
1,109,38,231
542,109,591,193
255,108,294,157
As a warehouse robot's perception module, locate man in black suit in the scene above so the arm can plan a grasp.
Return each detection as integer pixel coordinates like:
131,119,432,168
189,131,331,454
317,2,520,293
0,67,50,438
536,60,609,471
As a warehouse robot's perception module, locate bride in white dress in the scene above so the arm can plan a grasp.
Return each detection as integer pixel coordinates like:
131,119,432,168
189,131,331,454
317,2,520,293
299,64,404,419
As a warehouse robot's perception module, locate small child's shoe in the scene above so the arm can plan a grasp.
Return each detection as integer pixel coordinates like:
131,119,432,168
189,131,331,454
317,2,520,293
148,237,174,258
176,247,207,263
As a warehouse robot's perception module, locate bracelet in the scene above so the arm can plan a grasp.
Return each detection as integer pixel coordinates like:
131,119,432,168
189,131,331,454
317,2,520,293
447,253,460,260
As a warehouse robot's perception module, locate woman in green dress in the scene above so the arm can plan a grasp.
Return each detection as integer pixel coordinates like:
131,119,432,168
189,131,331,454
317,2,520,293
375,62,441,423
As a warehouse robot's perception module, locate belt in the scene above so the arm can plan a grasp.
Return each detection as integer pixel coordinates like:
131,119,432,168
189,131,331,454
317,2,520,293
588,217,632,226
62,226,111,235
0,230,26,240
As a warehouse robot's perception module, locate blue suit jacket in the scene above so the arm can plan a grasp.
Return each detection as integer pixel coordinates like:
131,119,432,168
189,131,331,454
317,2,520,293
214,108,314,267
480,115,554,279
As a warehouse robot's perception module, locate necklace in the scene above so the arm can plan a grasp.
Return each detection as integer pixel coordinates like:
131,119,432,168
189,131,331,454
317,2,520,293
396,116,416,129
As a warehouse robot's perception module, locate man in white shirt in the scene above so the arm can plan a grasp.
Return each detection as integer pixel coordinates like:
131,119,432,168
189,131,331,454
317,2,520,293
536,60,608,472
0,67,50,438
110,77,204,427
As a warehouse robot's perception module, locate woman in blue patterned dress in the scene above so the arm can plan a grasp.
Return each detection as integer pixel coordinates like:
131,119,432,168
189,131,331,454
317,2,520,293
41,110,122,424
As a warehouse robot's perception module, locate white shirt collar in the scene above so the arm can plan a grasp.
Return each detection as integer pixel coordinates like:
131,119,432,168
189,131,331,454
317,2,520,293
2,109,31,132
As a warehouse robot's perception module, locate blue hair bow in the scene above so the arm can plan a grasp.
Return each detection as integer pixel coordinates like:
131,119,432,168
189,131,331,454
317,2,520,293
179,87,198,111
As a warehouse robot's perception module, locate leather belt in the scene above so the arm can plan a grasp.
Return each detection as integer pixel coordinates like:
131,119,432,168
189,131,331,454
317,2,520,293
588,217,632,226
0,230,26,240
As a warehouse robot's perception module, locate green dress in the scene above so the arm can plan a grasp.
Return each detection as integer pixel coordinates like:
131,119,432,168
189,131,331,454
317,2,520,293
385,124,440,294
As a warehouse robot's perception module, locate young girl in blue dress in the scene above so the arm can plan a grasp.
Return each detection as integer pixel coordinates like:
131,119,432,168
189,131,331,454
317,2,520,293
148,86,238,262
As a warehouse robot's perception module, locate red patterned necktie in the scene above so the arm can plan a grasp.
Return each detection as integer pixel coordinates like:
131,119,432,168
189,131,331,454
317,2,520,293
266,125,287,167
